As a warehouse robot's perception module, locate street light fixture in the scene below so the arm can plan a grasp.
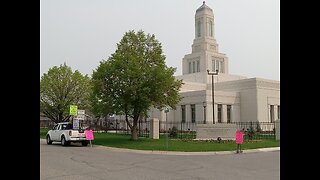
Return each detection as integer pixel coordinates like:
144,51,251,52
207,69,219,124
203,101,206,124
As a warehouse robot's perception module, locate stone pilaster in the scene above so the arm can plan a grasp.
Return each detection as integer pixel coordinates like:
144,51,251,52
222,104,228,123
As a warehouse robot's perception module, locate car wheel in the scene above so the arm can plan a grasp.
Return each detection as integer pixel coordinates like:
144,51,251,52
81,141,88,146
46,135,52,145
61,136,68,146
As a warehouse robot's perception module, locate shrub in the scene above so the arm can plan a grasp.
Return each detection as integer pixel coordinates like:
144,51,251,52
256,123,262,133
169,126,178,138
247,125,255,140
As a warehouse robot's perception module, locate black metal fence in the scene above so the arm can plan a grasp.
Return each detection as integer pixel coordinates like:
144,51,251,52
158,121,275,140
161,121,197,139
231,122,276,140
163,122,275,140
87,119,150,138
67,117,276,140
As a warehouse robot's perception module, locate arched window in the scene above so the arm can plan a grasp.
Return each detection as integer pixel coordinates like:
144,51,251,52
209,21,213,37
197,21,201,37
197,60,200,72
192,61,196,73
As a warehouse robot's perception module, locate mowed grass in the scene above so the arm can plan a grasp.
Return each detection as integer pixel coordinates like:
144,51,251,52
40,128,279,152
40,128,48,139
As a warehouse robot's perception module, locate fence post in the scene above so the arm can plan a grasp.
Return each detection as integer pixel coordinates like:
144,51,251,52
150,118,159,139
180,122,182,139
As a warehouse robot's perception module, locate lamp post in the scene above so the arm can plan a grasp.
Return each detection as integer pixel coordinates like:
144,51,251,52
164,107,170,150
203,101,206,124
207,69,219,124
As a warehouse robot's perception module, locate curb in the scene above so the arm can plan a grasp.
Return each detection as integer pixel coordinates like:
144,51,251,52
94,145,280,155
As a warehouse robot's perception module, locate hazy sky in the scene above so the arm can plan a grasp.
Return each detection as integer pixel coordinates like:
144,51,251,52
41,0,279,81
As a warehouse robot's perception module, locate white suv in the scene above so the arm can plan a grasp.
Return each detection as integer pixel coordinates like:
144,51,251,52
46,122,88,146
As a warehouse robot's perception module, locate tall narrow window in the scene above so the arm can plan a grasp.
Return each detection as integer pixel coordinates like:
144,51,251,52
218,104,222,123
197,60,200,72
277,105,280,120
212,59,215,72
189,62,192,73
216,61,220,72
191,104,196,123
209,20,213,37
220,61,224,73
181,105,186,123
192,61,195,73
270,105,274,123
197,21,201,37
227,105,231,123
212,59,222,72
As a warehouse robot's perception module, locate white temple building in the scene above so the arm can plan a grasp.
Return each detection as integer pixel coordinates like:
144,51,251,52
148,2,280,126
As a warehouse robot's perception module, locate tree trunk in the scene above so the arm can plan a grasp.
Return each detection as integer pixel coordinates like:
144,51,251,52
131,126,138,140
58,112,64,122
130,114,139,140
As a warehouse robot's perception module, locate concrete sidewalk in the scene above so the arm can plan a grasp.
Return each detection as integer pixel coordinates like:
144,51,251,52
40,139,279,155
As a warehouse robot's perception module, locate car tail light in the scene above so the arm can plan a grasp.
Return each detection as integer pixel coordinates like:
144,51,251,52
69,130,72,136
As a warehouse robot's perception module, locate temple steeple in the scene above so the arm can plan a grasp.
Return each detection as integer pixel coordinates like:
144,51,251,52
193,1,218,53
182,1,229,75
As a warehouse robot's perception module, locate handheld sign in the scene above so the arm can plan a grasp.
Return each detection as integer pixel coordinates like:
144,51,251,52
76,110,85,120
85,130,94,147
69,105,78,116
78,109,85,115
73,119,79,130
236,130,244,144
235,130,244,153
85,130,94,140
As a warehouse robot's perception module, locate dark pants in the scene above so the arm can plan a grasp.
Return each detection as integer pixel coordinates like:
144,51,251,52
236,144,243,153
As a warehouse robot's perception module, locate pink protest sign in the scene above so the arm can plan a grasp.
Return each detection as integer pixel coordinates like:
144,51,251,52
235,131,244,144
85,130,94,140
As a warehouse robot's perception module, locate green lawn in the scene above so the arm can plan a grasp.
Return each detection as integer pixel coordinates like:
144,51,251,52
40,128,279,152
40,128,48,139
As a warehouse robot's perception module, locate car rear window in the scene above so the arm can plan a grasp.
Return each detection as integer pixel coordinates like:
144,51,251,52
61,124,73,130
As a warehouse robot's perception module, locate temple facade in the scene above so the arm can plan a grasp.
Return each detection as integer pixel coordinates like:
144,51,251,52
148,2,280,126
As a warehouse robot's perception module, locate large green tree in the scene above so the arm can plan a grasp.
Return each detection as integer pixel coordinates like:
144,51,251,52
91,30,183,140
40,63,91,123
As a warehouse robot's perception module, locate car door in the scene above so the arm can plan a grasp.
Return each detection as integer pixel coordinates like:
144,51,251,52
56,125,64,141
52,125,60,141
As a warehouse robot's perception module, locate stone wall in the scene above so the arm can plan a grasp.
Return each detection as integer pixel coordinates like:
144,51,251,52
196,123,237,140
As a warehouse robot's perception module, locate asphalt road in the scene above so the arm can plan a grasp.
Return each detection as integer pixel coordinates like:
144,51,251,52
40,140,280,180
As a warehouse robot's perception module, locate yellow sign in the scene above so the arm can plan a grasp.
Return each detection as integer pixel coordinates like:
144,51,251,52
69,105,78,116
